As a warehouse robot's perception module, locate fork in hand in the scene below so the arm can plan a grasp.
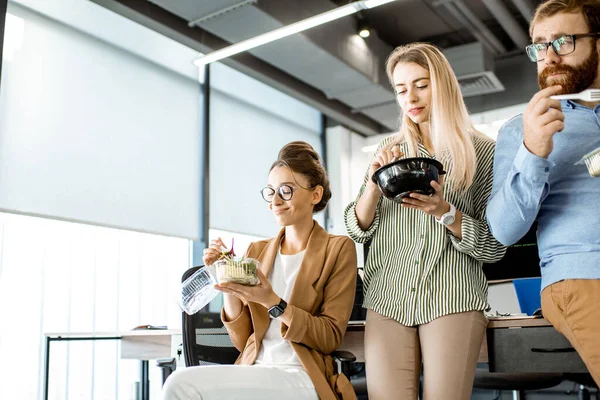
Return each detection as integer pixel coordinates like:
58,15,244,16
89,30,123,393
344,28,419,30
550,88,600,101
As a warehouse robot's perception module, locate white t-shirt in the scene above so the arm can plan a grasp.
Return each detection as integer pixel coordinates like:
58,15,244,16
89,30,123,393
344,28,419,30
254,247,305,367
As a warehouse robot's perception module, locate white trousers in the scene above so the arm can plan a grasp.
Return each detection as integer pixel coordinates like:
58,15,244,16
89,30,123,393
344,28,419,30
162,364,319,400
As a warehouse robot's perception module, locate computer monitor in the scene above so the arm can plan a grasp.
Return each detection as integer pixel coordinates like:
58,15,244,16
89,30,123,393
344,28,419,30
483,222,541,281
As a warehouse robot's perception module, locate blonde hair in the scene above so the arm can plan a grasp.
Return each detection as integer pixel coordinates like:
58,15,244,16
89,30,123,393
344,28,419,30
385,42,483,190
530,0,600,37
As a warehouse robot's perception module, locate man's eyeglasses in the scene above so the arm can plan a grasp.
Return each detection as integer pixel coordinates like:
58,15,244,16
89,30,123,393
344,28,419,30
261,184,296,202
526,33,600,62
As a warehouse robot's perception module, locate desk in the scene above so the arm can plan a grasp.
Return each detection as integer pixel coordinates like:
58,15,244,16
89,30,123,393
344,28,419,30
43,329,180,400
45,317,589,400
339,317,588,374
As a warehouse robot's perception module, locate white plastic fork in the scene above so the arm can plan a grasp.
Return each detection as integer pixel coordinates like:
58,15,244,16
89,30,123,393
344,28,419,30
550,88,600,101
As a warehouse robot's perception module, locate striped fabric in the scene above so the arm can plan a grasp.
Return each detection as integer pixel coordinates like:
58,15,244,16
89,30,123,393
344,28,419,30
344,134,506,326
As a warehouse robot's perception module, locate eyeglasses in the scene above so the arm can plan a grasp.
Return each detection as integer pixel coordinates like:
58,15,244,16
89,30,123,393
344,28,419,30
526,33,600,62
260,184,317,203
260,184,296,202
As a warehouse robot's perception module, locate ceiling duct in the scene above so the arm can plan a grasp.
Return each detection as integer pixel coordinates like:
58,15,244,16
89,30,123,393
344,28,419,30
443,42,505,97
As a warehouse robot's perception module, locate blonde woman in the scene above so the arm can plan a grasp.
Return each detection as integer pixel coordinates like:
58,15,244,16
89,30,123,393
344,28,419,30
344,43,506,400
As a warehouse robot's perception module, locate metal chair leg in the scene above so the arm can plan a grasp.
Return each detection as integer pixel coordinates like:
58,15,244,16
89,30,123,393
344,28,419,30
512,389,526,400
578,385,591,400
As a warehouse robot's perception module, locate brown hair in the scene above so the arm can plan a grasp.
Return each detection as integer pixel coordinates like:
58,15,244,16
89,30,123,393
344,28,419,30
270,141,331,213
530,0,600,37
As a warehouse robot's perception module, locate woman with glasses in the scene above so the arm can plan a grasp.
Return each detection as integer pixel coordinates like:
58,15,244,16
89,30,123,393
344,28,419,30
344,43,506,400
163,141,358,400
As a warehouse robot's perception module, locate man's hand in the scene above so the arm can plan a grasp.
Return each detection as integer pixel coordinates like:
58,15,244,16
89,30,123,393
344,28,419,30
523,85,565,159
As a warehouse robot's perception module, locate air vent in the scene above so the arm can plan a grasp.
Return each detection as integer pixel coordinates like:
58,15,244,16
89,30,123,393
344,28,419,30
188,0,257,27
458,71,505,97
443,42,505,97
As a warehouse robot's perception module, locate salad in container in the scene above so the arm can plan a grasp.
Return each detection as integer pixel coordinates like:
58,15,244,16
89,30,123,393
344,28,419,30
213,242,260,286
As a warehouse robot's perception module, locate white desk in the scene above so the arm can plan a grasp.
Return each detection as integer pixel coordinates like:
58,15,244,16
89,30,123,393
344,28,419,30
47,320,581,400
43,329,181,400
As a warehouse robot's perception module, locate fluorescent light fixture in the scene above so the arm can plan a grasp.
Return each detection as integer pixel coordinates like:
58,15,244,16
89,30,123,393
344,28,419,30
363,0,397,9
193,0,398,67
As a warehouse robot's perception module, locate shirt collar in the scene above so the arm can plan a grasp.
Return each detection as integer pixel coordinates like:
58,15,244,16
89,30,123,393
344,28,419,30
563,99,600,111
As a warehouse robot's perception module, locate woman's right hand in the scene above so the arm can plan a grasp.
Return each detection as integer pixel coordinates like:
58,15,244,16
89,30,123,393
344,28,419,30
369,143,404,182
202,237,227,266
203,237,245,319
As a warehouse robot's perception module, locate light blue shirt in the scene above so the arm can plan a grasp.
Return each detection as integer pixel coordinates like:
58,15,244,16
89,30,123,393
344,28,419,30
487,100,600,290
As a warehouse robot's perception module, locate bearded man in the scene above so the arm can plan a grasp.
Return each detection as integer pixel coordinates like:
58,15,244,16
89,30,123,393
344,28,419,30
487,0,600,385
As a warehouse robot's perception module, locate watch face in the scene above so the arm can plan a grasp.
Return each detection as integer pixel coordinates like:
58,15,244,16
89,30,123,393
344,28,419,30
442,215,455,225
269,306,284,318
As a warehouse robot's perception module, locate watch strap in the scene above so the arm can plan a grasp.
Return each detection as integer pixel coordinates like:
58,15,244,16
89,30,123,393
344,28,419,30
436,203,456,225
268,298,287,317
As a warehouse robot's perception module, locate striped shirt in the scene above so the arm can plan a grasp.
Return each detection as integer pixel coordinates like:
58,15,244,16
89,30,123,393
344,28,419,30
344,134,506,326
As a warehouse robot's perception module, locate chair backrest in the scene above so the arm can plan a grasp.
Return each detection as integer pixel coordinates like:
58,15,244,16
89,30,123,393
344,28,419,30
181,266,240,367
350,267,366,321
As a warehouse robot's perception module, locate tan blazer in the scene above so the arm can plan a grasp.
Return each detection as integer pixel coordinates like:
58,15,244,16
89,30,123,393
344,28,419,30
220,222,358,400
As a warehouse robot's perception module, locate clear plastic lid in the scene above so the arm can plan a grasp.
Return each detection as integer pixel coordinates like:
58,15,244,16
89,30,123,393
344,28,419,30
576,147,600,178
178,266,219,315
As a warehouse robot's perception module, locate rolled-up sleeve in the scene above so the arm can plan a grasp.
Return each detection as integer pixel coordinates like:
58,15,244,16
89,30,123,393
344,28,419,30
487,117,554,246
344,138,394,244
450,138,506,263
343,193,381,244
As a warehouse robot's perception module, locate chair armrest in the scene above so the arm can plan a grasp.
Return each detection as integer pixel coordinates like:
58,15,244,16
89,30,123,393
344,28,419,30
156,357,177,386
332,350,356,363
156,357,177,368
331,350,356,377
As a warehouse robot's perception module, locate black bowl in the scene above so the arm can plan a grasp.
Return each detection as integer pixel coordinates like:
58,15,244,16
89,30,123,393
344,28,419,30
371,157,446,203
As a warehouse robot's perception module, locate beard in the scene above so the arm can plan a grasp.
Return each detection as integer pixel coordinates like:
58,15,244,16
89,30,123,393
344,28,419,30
538,48,599,94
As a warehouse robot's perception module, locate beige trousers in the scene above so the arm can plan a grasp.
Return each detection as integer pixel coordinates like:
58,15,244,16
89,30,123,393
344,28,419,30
541,279,600,385
364,309,487,400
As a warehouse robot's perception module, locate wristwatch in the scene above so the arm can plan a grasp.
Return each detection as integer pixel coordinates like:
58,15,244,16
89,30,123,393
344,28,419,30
268,298,287,318
436,203,456,226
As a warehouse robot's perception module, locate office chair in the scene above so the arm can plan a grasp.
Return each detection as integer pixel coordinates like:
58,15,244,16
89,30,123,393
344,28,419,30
157,266,360,391
564,373,599,400
473,367,564,399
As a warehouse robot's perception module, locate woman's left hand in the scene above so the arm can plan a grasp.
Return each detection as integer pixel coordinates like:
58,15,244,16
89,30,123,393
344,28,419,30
401,175,450,219
214,269,280,309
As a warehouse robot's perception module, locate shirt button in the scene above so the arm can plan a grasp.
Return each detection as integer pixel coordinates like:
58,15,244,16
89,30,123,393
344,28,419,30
411,288,416,292
414,260,419,265
544,167,550,172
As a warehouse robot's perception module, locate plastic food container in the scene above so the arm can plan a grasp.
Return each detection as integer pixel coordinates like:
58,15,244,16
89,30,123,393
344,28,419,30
178,266,219,315
214,257,260,286
576,147,600,177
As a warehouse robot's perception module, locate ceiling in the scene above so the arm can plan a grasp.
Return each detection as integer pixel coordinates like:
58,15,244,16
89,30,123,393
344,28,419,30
91,0,545,136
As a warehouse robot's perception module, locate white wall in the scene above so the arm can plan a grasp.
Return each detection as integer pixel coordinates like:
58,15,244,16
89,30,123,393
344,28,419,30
471,102,527,140
208,62,323,239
